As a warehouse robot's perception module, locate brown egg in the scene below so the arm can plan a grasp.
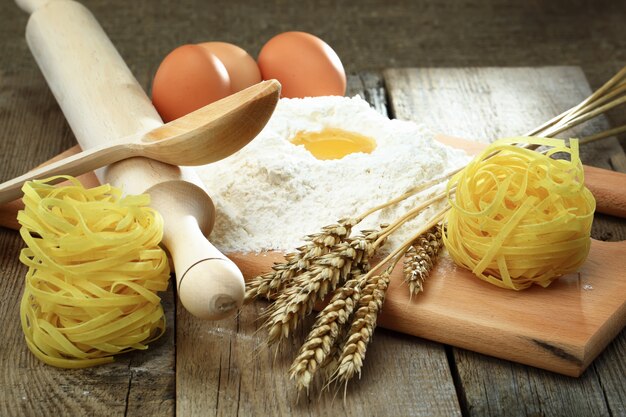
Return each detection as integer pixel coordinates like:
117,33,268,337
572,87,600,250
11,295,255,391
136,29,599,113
151,44,231,122
257,31,346,98
198,42,262,93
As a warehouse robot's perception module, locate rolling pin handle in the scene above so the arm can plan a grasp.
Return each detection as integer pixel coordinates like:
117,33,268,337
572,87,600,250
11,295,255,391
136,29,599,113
148,181,245,320
175,240,245,320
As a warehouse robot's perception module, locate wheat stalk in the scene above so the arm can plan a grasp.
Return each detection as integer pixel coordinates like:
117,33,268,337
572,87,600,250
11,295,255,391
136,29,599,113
262,228,384,343
245,217,358,302
320,214,447,388
331,264,394,385
288,273,363,391
527,66,626,143
403,225,443,297
287,227,384,390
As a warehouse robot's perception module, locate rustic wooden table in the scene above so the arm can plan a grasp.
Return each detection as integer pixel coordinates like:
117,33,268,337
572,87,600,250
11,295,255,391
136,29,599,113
1,1,625,416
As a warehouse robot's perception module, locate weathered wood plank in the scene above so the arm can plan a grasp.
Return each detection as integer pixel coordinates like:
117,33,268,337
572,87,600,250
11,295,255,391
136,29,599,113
384,66,623,168
591,328,626,417
384,66,626,417
450,349,619,417
176,305,461,417
175,73,462,417
347,71,389,117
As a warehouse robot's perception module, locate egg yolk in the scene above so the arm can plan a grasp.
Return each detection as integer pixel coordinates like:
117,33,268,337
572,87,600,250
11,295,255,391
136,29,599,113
291,128,376,160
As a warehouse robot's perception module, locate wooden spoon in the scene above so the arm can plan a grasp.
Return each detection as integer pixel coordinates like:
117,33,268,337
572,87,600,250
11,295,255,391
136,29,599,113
0,79,280,204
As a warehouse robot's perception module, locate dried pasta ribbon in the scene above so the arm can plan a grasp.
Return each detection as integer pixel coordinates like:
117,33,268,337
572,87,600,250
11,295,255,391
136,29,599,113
443,138,596,290
18,176,170,368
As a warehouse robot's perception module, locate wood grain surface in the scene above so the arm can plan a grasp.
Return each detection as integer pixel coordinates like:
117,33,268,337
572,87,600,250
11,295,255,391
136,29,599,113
227,236,626,377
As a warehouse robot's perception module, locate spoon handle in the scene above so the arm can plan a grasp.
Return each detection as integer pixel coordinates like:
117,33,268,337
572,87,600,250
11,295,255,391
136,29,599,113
0,143,131,204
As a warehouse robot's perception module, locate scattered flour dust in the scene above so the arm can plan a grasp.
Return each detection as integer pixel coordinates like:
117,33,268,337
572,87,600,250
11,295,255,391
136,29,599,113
195,96,469,254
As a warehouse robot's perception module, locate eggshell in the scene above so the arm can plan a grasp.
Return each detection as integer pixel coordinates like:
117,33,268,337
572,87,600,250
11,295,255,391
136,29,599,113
152,44,231,122
257,31,346,98
198,42,262,93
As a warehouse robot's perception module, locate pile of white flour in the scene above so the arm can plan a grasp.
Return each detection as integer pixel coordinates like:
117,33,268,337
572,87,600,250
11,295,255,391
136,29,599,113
195,96,468,253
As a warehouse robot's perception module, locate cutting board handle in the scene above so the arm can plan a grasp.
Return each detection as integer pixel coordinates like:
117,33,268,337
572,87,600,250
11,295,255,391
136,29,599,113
583,165,626,218
19,0,244,320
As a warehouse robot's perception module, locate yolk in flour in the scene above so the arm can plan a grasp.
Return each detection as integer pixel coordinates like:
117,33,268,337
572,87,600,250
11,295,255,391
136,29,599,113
290,128,377,160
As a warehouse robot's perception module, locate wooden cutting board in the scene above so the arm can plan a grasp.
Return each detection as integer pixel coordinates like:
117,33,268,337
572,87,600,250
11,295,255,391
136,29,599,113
230,239,626,378
1,134,625,377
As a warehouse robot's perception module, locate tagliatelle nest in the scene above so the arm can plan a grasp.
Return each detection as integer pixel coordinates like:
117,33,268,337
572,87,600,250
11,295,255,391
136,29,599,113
18,176,170,368
443,138,596,290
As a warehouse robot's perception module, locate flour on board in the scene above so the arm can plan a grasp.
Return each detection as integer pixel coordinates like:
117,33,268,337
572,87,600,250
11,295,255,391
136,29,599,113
195,96,469,253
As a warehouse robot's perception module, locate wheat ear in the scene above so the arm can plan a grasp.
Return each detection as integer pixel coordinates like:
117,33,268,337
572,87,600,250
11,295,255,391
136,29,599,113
332,264,393,385
288,275,362,391
403,225,443,297
287,227,385,390
262,242,358,343
262,228,385,344
245,218,358,302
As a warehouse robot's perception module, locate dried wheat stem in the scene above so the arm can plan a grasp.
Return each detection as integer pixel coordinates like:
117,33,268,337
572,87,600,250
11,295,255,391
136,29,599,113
568,66,626,116
365,206,449,281
403,225,443,297
542,95,626,138
373,196,449,255
521,65,626,152
355,168,461,222
564,82,626,122
373,191,449,249
526,65,626,136
585,66,626,101
580,124,626,145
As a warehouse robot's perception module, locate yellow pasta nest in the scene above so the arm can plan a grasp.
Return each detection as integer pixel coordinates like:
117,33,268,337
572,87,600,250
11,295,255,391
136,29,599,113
18,176,170,368
443,138,595,290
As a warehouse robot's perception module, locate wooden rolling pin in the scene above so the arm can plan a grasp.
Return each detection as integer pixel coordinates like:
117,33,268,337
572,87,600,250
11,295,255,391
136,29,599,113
15,0,245,320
